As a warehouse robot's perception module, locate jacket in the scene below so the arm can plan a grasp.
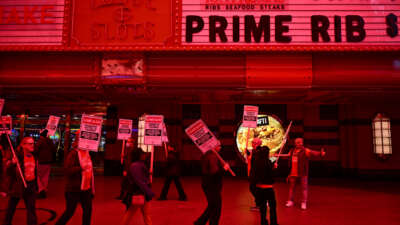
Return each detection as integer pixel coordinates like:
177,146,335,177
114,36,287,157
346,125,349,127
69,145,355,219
249,146,274,185
64,149,93,193
201,150,224,190
5,149,38,197
35,136,56,164
123,147,140,174
127,160,154,201
288,148,308,177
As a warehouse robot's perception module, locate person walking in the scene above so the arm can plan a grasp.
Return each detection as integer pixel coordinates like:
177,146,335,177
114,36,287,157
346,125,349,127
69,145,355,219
117,137,138,200
120,148,155,225
3,137,38,225
35,129,56,199
250,143,278,225
158,144,187,201
0,134,10,197
55,132,95,225
194,145,230,225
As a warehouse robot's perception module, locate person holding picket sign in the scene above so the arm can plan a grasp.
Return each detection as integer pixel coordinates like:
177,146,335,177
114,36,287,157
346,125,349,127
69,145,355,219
278,137,326,210
194,144,230,225
116,137,138,200
247,137,262,211
35,129,56,199
55,131,95,225
3,137,38,225
120,147,155,225
158,144,187,201
250,139,279,225
0,134,10,197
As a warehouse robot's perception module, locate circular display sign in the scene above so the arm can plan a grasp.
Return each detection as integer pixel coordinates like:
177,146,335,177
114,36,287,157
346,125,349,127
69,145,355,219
236,114,285,159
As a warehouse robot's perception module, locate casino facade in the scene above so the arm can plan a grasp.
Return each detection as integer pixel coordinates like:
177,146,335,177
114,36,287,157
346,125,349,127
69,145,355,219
1,0,400,176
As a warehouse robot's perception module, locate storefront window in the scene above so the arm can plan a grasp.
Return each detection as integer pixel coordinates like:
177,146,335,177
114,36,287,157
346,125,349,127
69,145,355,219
372,113,392,157
138,115,151,152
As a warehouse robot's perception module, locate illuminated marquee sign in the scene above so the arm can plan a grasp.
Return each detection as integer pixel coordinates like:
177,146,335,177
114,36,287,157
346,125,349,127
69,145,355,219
0,0,65,45
71,0,173,46
182,0,400,46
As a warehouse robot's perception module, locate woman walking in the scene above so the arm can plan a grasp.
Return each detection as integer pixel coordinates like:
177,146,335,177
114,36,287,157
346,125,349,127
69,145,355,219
120,148,155,225
55,132,95,225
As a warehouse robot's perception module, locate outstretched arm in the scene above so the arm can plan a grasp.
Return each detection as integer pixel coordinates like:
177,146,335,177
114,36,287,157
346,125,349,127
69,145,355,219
305,147,326,158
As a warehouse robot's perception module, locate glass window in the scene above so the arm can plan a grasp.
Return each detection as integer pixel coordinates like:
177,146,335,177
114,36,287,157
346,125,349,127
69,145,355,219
138,115,151,152
372,113,392,155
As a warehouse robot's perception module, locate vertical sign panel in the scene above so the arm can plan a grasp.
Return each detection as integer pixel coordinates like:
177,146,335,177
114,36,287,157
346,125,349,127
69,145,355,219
79,114,103,152
185,119,220,153
118,118,133,140
144,115,163,146
46,115,60,136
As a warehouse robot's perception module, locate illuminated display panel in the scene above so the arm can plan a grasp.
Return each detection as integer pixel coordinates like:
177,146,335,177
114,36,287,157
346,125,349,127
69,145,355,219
372,113,392,155
236,114,285,159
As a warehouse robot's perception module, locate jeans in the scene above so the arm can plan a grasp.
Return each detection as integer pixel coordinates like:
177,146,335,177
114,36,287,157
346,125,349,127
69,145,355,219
255,188,278,225
288,176,308,203
195,184,222,225
120,201,152,225
3,181,37,225
249,183,257,205
55,191,92,225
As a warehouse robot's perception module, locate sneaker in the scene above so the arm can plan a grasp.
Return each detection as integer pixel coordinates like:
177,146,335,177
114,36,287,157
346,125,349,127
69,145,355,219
285,201,294,207
301,202,307,210
157,197,167,201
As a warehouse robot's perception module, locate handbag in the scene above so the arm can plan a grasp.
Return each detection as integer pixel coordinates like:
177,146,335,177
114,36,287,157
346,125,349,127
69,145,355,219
131,195,145,205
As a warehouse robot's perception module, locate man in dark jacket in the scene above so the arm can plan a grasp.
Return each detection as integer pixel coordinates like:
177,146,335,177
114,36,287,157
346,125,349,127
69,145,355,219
158,145,187,201
3,137,38,225
117,137,139,200
35,129,56,198
250,144,278,225
194,145,229,225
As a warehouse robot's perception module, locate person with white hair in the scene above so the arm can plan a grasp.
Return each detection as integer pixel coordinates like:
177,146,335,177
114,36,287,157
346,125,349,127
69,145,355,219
281,137,326,210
